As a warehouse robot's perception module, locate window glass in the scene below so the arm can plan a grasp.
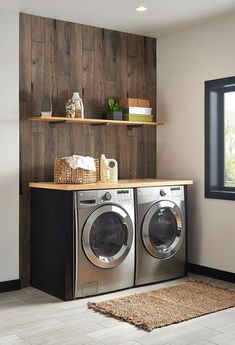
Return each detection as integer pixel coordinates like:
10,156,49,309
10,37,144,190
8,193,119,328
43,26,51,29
205,76,235,200
224,91,235,187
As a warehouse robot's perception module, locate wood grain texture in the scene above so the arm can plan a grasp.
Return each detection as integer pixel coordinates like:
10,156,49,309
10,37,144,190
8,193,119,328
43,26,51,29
29,179,194,191
19,13,157,286
19,14,32,102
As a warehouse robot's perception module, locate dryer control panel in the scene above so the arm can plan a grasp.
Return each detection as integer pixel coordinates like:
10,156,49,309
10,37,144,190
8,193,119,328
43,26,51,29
137,185,184,203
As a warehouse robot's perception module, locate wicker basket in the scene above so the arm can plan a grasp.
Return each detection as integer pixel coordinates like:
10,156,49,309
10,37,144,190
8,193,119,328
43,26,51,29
54,158,99,184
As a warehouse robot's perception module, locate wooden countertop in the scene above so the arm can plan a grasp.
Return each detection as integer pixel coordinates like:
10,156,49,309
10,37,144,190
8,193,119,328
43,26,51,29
29,179,193,191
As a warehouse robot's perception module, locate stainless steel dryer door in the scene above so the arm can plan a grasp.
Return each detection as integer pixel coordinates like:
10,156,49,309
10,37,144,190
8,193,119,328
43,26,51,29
142,200,184,259
82,205,133,268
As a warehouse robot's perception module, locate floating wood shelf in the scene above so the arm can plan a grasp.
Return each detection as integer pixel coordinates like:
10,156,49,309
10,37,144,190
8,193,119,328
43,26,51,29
29,179,194,191
29,116,164,128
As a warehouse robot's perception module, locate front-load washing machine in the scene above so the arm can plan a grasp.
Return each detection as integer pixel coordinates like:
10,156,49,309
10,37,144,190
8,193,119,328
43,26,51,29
135,186,186,286
74,188,135,298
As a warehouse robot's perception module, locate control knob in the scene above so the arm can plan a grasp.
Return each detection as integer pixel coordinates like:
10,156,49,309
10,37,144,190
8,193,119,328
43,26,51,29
103,192,112,201
160,189,167,197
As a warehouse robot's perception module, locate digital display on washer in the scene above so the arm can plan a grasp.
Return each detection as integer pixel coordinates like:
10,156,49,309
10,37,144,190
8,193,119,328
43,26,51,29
117,190,129,194
170,187,180,191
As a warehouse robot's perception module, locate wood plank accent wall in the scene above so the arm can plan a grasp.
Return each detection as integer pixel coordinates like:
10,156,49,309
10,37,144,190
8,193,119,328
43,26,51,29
19,13,157,286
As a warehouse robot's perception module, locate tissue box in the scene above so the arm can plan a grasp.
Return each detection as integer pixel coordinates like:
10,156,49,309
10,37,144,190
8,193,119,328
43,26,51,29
54,158,99,184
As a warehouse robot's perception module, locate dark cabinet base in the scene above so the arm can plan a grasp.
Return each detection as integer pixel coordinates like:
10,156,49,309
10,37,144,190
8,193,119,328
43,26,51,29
31,189,74,300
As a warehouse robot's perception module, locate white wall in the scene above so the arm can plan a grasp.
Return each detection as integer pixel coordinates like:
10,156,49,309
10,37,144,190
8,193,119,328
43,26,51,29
157,15,235,273
0,8,19,281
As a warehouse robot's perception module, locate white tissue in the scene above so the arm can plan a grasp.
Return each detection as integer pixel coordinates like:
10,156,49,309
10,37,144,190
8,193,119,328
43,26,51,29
64,155,96,171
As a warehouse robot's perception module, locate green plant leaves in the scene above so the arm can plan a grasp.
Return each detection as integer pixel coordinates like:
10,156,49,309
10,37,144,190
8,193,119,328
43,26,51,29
106,98,123,112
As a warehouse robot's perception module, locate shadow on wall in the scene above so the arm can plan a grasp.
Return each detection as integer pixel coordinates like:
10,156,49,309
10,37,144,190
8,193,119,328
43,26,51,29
0,173,19,281
186,181,203,264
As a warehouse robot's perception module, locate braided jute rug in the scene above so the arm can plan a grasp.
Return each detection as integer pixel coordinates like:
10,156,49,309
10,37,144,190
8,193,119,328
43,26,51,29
88,280,235,332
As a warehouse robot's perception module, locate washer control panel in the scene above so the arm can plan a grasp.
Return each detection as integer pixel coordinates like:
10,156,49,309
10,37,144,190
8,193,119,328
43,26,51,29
99,189,133,205
76,189,134,208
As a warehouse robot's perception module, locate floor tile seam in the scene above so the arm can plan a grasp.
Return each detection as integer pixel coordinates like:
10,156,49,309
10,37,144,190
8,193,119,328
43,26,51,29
4,333,32,345
195,322,226,335
19,331,97,344
137,324,218,344
205,340,221,345
0,317,62,334
87,327,146,342
161,327,223,345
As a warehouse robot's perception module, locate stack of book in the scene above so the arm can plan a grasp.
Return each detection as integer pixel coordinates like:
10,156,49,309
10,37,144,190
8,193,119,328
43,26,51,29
120,98,153,122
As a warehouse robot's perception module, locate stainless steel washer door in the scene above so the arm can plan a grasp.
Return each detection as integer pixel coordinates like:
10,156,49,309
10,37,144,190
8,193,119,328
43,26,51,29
82,205,133,268
142,200,184,260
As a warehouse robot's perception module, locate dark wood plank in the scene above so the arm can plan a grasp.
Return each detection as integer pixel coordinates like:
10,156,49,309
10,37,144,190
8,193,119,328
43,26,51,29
94,28,105,116
147,126,156,177
145,37,156,88
43,125,56,182
82,49,95,116
127,56,138,98
19,13,32,102
31,41,45,116
137,127,148,178
116,32,128,99
70,23,83,95
82,25,95,50
147,85,157,118
105,126,117,161
93,127,106,160
57,75,72,116
116,126,127,179
31,15,45,42
137,36,147,99
56,20,71,77
31,133,45,182
104,30,117,82
70,123,84,156
44,18,58,105
127,33,138,57
105,80,117,100
82,126,95,157
20,101,32,195
127,128,138,179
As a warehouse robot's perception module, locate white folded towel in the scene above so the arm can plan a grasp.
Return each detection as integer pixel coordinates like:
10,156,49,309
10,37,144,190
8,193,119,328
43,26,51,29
63,155,96,171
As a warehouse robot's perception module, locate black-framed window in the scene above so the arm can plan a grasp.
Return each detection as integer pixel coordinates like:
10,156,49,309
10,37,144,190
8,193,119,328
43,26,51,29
205,76,235,200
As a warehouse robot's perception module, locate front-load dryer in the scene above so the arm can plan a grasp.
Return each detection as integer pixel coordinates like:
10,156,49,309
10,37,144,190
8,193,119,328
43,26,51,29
74,188,135,298
135,186,186,286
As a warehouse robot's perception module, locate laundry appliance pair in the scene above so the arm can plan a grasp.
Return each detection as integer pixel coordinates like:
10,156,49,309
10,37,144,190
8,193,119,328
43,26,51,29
75,185,186,298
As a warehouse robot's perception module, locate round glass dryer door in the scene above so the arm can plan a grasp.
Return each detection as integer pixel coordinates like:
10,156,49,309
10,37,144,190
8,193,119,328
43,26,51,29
142,200,184,259
82,205,133,268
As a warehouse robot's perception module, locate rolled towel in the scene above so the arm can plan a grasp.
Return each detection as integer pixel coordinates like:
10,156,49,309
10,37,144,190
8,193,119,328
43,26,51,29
63,155,96,171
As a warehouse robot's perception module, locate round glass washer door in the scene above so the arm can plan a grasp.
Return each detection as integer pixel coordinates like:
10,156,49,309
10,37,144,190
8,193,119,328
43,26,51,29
82,205,133,268
142,200,184,260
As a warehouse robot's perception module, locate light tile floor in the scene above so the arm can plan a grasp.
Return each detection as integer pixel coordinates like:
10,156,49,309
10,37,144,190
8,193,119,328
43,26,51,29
0,274,234,345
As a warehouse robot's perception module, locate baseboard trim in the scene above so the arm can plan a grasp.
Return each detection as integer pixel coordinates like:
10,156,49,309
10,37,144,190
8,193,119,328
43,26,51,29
0,279,21,293
188,263,235,283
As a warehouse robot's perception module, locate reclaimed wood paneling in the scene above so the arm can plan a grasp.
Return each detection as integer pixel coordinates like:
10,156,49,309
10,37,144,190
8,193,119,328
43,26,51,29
19,14,32,102
44,18,58,105
19,13,157,286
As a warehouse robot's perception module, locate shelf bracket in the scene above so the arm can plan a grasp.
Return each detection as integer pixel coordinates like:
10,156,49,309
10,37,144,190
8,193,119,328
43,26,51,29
127,124,145,130
49,120,66,128
90,122,109,129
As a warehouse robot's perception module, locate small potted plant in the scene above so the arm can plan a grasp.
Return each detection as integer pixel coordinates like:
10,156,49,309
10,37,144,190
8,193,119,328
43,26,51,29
105,98,123,120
